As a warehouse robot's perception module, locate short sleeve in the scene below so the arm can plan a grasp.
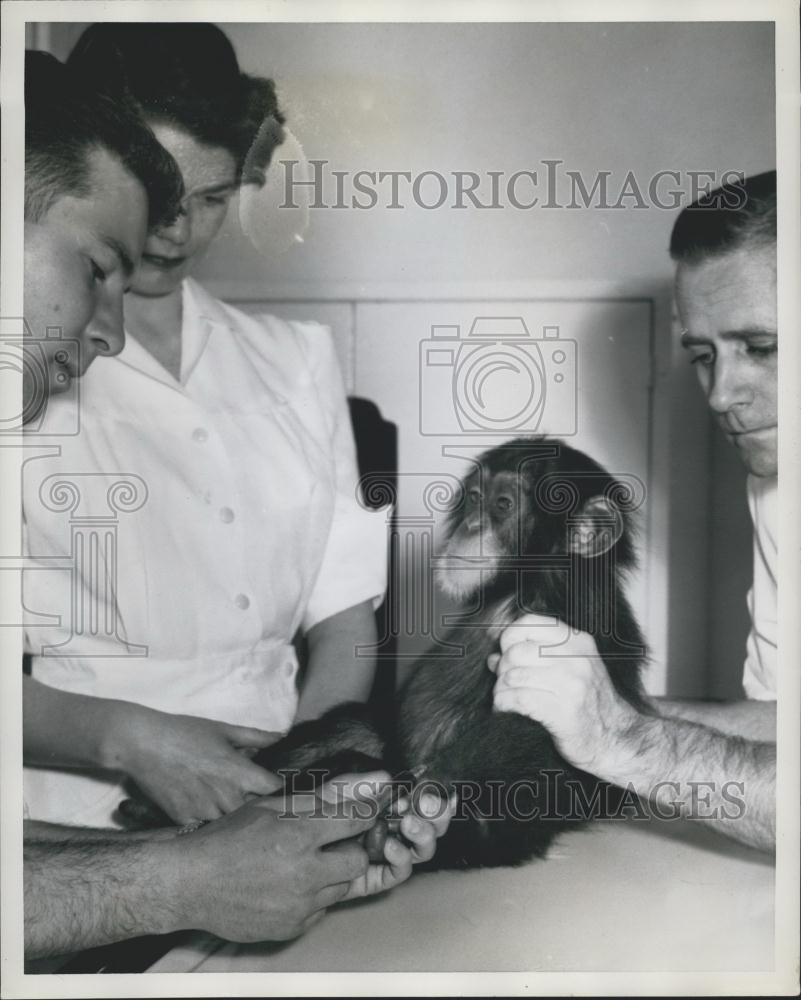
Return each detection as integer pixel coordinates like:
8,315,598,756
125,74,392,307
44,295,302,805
741,476,777,700
293,323,390,631
742,596,777,700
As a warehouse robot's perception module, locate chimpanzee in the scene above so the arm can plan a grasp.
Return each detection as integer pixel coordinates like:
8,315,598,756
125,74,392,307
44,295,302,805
122,437,648,869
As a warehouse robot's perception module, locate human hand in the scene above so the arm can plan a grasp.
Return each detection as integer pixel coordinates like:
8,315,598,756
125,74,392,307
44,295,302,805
165,794,374,943
490,613,642,777
317,772,455,900
113,705,285,824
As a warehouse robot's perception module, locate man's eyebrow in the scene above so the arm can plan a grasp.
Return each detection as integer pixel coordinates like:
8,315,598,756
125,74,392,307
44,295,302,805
102,236,135,278
187,180,237,197
680,328,777,347
720,327,777,339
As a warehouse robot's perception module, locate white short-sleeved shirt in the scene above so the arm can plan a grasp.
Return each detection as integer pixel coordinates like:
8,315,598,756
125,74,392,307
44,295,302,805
742,475,777,700
23,278,388,826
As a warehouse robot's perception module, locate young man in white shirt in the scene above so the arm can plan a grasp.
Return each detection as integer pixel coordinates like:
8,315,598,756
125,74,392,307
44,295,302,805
21,52,183,418
492,171,778,852
20,52,450,960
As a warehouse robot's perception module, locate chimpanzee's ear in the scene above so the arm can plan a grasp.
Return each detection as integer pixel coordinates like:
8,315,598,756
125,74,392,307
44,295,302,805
568,495,624,557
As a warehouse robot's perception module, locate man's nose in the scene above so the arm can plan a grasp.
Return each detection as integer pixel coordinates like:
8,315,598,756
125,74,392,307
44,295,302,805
84,290,126,366
706,357,751,415
157,203,191,244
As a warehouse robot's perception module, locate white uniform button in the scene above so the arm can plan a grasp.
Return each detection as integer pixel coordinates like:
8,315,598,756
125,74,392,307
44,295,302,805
234,593,250,610
219,506,235,523
192,427,208,443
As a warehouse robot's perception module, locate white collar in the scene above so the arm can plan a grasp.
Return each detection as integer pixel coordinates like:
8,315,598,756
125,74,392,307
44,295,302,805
117,279,233,389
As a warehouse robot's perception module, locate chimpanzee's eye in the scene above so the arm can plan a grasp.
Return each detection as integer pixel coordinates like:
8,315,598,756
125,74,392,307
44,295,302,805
495,494,514,512
467,488,482,506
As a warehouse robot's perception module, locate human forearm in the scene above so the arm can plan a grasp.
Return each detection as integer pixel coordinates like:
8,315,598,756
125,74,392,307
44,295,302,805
25,794,383,959
597,714,776,851
24,820,177,843
23,675,145,771
652,696,776,742
24,836,183,958
24,676,281,823
297,601,377,721
23,786,448,961
493,618,776,854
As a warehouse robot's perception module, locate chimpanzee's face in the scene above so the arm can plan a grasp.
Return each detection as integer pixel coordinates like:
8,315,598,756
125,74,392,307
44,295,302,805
436,464,540,602
461,470,528,552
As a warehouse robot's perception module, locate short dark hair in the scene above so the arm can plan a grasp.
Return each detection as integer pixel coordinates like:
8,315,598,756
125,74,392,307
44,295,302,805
669,170,776,264
66,23,286,182
25,50,183,228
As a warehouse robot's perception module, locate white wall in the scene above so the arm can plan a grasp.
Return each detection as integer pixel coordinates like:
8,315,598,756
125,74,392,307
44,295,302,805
44,22,775,292
215,21,774,696
203,21,775,292
43,20,775,695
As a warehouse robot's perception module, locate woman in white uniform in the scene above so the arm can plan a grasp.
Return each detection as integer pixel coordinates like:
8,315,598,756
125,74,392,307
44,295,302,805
23,24,388,828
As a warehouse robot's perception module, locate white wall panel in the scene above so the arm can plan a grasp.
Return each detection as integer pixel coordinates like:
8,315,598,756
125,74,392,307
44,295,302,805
353,298,661,685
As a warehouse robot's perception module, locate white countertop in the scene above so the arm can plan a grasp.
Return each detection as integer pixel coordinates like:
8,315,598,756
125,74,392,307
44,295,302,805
149,816,774,975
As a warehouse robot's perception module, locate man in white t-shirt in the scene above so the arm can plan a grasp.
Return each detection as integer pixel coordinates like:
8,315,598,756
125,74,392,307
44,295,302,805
492,171,778,851
743,474,777,700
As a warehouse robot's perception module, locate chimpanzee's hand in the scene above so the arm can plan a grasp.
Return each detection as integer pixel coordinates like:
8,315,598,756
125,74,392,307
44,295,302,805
490,613,644,778
316,772,456,899
112,704,285,824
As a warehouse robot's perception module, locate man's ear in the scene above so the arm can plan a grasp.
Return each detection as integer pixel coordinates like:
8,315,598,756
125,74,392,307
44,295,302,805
568,496,624,557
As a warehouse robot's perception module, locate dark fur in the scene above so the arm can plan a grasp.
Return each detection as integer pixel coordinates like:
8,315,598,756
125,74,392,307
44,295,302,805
254,438,647,868
122,437,647,868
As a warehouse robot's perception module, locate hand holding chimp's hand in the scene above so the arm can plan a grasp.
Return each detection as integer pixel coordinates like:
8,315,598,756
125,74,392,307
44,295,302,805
316,772,456,899
167,794,374,943
490,613,642,777
113,705,284,824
